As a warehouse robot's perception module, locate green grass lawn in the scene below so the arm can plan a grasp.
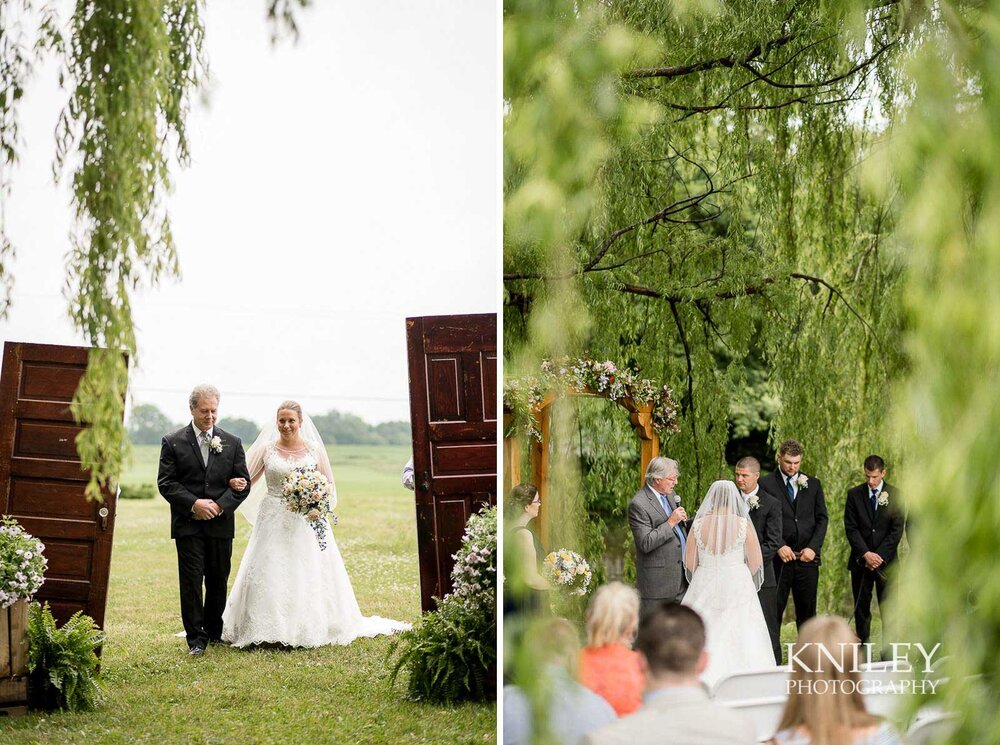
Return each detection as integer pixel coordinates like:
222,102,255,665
1,445,496,744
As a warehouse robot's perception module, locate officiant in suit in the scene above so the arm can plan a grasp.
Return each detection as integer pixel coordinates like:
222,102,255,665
843,454,906,646
628,457,689,617
734,456,783,664
157,385,251,656
758,439,828,633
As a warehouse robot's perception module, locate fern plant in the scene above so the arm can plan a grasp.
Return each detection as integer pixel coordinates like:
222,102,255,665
26,602,104,712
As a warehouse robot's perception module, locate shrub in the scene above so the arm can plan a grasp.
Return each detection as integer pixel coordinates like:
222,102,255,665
388,505,497,703
119,483,156,500
0,515,48,608
27,602,105,712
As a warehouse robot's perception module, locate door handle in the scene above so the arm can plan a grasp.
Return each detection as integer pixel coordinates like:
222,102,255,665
420,471,431,492
99,507,109,531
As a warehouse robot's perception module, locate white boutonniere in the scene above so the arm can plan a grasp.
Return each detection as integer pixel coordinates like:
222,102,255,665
209,436,224,454
795,474,809,490
877,490,889,507
747,493,761,510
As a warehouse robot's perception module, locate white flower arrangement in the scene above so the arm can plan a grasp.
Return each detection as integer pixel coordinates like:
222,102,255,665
542,548,592,596
747,493,761,510
877,490,889,507
448,506,497,612
795,474,809,490
209,435,224,454
0,516,47,608
281,465,337,550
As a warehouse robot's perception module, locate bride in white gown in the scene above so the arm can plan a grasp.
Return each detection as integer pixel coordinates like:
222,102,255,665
681,480,775,687
221,400,410,648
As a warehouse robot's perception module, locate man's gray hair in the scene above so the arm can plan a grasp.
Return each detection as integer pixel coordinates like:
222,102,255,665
189,384,221,408
645,456,679,485
735,456,760,473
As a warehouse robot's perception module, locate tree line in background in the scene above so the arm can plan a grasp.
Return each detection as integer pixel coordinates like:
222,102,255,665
127,404,411,447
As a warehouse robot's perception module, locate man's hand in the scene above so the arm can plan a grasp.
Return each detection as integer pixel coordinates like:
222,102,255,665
778,545,796,562
863,551,883,570
799,547,816,563
192,498,221,520
229,477,248,492
667,507,687,528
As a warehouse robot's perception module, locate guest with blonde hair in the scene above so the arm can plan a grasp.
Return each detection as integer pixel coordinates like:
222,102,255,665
579,581,643,715
768,616,901,745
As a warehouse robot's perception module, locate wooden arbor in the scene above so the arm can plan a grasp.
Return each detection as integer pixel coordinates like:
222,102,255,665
503,388,660,544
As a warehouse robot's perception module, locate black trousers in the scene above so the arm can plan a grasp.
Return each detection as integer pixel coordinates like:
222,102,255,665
758,585,781,664
775,559,819,631
851,567,889,645
175,535,233,648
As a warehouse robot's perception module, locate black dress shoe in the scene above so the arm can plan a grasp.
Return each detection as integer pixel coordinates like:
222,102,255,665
208,638,229,647
188,645,205,657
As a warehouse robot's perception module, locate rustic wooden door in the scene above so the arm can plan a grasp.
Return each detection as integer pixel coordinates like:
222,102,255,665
406,313,496,612
0,342,120,627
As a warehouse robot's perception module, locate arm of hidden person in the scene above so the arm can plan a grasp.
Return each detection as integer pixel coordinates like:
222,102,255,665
843,489,869,558
761,498,782,563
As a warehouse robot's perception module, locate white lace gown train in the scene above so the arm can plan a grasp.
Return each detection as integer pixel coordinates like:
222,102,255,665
222,446,409,648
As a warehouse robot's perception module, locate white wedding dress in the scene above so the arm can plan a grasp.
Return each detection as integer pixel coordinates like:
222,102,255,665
221,442,410,648
681,481,776,688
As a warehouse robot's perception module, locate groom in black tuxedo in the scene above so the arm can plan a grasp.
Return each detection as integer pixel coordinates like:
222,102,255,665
734,456,783,664
843,455,906,647
157,385,251,656
758,439,828,635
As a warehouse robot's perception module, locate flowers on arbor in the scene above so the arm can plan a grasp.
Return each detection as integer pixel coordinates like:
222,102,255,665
503,356,680,440
449,506,497,613
0,516,47,608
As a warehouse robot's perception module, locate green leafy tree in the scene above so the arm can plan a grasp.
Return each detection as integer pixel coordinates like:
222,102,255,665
126,403,175,446
218,417,259,443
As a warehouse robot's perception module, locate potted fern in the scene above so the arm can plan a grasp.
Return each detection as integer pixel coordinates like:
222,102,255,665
27,603,104,711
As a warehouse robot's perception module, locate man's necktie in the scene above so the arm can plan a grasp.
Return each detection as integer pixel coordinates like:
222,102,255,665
785,477,795,504
870,488,878,514
199,431,210,466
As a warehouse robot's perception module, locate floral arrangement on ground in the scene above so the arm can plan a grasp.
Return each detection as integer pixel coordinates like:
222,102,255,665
503,356,680,440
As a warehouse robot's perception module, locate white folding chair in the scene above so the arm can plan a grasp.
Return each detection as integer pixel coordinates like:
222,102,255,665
723,695,787,743
711,667,791,702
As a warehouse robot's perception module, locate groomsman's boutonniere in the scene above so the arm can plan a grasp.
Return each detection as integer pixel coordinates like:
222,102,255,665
877,491,889,507
747,493,761,510
795,474,809,490
209,436,224,454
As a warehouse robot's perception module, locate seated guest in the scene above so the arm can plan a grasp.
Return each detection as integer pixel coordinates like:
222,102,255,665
579,581,643,716
503,618,616,745
582,603,757,745
767,616,902,745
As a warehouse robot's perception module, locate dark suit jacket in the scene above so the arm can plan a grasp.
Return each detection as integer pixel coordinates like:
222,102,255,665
745,488,782,587
843,482,906,570
157,424,251,539
759,471,828,557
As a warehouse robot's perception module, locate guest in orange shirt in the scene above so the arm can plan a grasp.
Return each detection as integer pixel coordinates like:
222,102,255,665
578,581,644,716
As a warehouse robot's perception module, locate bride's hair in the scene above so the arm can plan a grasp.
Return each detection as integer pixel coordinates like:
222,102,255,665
276,400,303,420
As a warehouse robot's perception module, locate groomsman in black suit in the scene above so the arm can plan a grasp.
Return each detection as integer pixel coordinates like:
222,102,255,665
843,455,906,647
759,439,828,633
734,456,783,664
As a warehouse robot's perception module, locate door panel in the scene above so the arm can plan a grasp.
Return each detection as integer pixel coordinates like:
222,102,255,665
406,314,496,612
0,342,121,628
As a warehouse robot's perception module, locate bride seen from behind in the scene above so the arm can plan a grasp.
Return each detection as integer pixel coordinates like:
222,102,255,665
221,400,410,648
681,479,776,687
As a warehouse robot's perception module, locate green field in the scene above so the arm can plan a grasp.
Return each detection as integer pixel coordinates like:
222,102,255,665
0,445,496,744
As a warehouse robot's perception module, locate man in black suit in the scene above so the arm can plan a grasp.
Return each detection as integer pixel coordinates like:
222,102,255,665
157,385,251,656
758,439,828,635
843,454,906,647
734,456,783,664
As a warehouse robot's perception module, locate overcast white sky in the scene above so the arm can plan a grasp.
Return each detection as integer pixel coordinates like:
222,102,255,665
1,1,498,427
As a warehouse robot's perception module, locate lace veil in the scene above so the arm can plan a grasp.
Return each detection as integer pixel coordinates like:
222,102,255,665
684,479,764,590
238,409,337,526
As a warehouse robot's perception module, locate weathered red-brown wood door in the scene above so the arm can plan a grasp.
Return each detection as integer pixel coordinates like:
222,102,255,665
406,314,496,612
0,342,120,627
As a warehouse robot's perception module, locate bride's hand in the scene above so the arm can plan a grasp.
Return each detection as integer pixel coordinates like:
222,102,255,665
229,477,248,491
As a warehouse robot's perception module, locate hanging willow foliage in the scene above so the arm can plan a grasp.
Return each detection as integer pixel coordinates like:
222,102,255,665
0,1,306,501
506,0,915,615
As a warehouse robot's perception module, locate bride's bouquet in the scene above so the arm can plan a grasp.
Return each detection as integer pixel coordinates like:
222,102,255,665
281,465,337,550
542,548,592,596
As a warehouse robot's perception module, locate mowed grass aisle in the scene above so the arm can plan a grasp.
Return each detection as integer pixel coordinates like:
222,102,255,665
0,444,495,744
